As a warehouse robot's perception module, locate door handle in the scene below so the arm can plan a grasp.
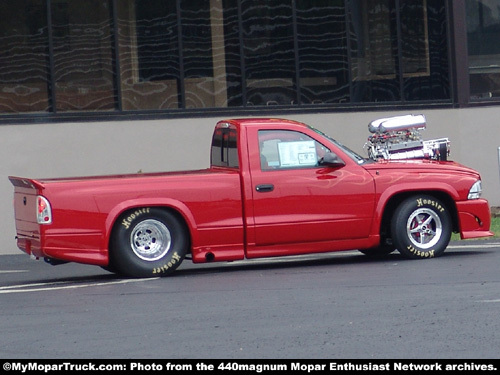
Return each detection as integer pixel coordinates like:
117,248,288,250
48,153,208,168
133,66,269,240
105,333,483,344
256,184,274,192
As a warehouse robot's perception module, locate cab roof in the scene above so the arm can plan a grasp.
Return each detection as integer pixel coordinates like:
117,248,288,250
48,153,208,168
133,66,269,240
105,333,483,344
217,118,309,130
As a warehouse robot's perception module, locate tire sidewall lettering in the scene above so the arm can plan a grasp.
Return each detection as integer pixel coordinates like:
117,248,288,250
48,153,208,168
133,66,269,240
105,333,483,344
121,208,151,229
416,198,445,213
152,251,181,275
407,245,435,258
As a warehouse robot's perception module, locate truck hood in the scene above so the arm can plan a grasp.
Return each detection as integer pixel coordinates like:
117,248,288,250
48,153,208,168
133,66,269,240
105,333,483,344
362,159,481,178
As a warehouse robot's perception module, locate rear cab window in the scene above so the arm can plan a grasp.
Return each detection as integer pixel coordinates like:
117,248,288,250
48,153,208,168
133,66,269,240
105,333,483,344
211,124,239,168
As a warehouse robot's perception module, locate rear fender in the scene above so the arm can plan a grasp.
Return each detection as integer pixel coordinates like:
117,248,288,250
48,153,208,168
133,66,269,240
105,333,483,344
103,198,198,251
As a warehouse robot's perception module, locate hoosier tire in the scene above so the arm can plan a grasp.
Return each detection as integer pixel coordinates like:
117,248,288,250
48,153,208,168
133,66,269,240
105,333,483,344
391,195,452,259
109,208,188,277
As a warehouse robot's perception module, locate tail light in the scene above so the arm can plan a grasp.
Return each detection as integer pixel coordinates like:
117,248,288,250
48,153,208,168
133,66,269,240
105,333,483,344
37,196,52,224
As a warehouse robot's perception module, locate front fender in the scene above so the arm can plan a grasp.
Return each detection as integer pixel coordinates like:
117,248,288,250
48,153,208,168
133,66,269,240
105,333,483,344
371,182,460,236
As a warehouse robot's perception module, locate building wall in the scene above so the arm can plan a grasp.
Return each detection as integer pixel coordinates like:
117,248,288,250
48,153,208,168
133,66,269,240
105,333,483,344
2,107,499,255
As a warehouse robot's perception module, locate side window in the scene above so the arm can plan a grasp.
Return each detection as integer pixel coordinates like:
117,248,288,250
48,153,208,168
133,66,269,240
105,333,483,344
258,130,331,170
211,127,239,168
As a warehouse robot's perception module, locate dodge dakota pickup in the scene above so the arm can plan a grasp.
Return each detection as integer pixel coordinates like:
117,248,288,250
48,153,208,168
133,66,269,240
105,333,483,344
9,116,493,277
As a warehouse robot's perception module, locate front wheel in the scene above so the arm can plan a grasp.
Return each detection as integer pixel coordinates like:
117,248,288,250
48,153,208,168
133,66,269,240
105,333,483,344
391,195,452,259
109,208,188,277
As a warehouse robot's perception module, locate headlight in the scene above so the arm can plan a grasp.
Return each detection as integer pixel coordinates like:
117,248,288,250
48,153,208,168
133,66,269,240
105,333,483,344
468,180,482,200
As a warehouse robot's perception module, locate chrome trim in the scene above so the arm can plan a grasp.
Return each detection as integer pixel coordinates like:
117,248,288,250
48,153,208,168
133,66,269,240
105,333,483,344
368,114,426,134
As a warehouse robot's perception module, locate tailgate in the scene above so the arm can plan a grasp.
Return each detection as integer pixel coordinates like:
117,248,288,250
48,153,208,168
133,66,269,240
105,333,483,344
9,177,44,255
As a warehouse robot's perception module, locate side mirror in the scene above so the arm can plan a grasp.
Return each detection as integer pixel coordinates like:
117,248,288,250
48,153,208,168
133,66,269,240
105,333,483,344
319,152,346,168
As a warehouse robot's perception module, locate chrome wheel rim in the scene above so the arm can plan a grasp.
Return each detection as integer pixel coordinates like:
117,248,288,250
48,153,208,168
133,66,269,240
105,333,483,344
130,219,171,261
406,208,442,250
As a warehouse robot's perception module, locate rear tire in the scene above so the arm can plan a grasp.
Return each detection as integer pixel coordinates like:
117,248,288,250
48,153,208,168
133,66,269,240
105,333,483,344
391,195,451,259
109,208,188,277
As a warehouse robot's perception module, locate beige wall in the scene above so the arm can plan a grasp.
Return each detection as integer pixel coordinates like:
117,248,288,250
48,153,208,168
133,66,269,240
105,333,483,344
2,107,499,255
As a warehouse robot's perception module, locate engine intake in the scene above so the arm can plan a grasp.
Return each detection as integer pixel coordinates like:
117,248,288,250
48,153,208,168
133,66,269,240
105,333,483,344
365,115,450,161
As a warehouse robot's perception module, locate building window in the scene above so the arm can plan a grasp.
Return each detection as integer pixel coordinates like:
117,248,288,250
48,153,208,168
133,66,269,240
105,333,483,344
52,0,116,111
118,0,179,110
181,0,217,108
348,0,399,102
348,0,449,103
0,0,50,113
242,0,296,106
467,0,500,100
0,0,452,118
404,0,449,101
118,0,220,110
297,0,350,105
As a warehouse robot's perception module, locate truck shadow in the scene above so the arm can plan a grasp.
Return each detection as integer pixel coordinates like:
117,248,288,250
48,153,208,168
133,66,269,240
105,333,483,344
174,248,490,277
1,248,491,288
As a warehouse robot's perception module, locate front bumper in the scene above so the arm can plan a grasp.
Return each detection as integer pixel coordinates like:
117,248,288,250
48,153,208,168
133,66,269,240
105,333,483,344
456,199,494,239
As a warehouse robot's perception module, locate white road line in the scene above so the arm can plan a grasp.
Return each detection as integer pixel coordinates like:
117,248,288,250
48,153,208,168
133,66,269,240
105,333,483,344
0,277,159,294
448,243,500,249
0,280,72,290
0,270,28,274
478,299,500,303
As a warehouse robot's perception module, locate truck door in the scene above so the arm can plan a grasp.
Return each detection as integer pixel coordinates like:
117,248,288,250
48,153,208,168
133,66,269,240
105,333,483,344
248,128,375,248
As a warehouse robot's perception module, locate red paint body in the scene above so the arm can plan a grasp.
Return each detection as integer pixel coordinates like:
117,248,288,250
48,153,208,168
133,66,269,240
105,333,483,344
9,118,493,267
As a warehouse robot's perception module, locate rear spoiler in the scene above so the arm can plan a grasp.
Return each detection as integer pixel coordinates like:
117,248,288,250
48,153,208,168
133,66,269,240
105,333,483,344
8,176,45,190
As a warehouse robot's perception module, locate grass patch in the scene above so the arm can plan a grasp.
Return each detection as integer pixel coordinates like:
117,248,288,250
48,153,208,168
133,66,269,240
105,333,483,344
451,215,499,241
489,215,500,238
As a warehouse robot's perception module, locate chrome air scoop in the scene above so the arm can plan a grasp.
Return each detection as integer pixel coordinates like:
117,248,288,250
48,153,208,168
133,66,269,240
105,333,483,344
365,115,450,161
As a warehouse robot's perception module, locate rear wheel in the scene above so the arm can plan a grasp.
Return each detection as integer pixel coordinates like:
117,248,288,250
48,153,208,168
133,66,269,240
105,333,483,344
109,208,188,277
391,195,451,259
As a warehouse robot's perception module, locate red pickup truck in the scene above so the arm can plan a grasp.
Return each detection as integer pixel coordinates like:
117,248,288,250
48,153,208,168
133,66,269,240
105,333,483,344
9,117,493,277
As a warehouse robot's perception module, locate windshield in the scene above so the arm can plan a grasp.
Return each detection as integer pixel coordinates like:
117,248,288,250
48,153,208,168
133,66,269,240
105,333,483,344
309,126,367,164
